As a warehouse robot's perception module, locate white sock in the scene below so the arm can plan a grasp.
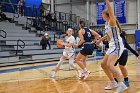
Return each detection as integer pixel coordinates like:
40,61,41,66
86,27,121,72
77,70,81,73
118,82,126,87
52,71,56,75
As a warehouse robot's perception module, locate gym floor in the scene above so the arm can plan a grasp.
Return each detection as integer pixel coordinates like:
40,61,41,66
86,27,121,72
0,55,140,93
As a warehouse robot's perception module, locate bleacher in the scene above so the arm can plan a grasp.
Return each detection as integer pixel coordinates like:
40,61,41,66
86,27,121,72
0,20,61,66
0,1,94,67
0,13,88,67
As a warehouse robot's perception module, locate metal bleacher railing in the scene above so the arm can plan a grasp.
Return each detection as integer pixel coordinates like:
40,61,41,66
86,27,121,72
16,39,25,56
0,1,92,36
0,30,7,38
0,1,95,66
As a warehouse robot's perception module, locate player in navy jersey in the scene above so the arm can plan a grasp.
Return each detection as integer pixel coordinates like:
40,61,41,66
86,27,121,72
114,31,140,87
75,20,100,80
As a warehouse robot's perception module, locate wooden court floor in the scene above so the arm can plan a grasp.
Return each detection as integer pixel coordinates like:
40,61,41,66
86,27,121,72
0,55,140,93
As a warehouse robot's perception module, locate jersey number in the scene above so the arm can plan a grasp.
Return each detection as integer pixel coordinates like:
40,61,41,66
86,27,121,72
87,32,91,37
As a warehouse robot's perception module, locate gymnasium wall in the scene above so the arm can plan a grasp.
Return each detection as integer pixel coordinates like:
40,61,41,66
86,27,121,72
55,0,71,13
55,4,71,13
126,0,137,24
55,0,137,25
72,3,87,20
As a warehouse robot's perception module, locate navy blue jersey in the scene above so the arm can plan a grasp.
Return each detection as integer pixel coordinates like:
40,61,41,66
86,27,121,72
121,35,139,57
83,27,92,42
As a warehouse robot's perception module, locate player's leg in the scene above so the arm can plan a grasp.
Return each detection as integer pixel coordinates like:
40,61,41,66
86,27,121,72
51,52,66,78
75,52,86,70
119,50,129,86
101,54,118,90
69,57,81,78
107,55,127,93
75,52,90,80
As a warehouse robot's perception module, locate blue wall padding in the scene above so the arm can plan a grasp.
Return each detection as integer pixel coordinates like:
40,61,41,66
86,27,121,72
135,30,140,47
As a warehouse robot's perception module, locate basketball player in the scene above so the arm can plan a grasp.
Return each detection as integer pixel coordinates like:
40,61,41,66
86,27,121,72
75,20,100,80
114,31,140,87
96,0,128,92
51,28,81,78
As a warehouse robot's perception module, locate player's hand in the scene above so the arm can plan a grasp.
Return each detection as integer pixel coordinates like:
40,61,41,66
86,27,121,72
78,44,83,48
137,55,140,62
60,42,65,46
74,43,78,46
96,40,101,46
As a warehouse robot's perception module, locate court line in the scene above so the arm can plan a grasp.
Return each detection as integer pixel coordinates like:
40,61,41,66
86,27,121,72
0,62,66,74
0,54,136,74
0,57,103,74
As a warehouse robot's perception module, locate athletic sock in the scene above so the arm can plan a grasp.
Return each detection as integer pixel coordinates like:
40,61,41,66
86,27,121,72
124,77,129,82
52,71,56,75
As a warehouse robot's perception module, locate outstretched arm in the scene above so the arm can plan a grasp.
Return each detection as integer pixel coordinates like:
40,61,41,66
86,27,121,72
123,37,139,57
96,35,107,45
105,0,116,25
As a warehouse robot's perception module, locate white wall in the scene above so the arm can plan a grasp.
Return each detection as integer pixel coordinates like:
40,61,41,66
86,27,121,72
55,0,138,25
55,0,70,4
90,2,96,25
55,0,71,13
126,0,137,24
72,3,87,19
55,4,71,13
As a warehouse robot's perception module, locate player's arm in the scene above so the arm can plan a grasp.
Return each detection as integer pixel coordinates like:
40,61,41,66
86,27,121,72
78,29,85,46
96,35,107,45
90,30,101,40
61,34,67,37
123,37,140,62
123,37,139,57
63,38,75,47
105,0,116,25
63,43,73,47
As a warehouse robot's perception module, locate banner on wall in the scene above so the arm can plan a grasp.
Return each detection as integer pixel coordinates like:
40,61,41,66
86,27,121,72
96,0,126,25
96,2,106,25
114,0,126,24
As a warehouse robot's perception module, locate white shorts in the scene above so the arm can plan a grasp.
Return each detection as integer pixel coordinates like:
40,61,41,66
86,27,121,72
63,51,75,59
106,45,124,58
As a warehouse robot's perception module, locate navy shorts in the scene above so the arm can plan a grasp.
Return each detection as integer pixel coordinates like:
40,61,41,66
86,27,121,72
80,44,94,56
114,49,128,66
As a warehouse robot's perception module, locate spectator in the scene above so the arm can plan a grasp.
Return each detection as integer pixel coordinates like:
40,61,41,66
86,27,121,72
51,13,57,22
45,11,52,22
40,33,51,50
0,11,12,22
18,0,25,16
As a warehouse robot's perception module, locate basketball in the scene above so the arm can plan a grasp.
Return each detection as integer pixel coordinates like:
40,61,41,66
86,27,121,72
56,39,64,48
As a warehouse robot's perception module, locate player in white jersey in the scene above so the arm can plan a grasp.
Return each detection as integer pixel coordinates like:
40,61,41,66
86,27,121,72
104,22,124,57
51,28,81,78
96,0,128,93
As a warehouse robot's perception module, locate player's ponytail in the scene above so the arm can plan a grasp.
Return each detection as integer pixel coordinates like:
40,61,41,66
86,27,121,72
116,20,122,34
79,20,85,28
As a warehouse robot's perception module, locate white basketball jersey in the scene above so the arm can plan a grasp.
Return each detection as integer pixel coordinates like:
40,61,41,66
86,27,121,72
64,35,75,52
105,22,124,48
